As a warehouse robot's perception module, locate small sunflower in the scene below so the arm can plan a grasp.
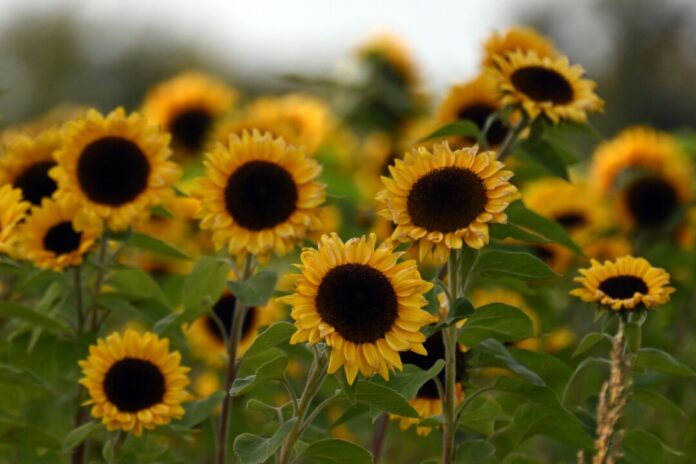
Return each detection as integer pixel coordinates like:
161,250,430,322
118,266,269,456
280,233,435,385
20,198,101,271
51,108,180,231
482,26,558,68
377,142,519,262
487,51,604,123
196,130,325,257
357,33,420,90
570,256,674,311
583,236,632,262
0,185,31,256
0,129,61,205
79,330,190,436
591,127,693,230
142,71,238,155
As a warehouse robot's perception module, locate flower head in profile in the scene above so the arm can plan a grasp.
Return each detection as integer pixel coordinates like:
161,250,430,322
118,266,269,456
0,185,31,256
482,26,558,68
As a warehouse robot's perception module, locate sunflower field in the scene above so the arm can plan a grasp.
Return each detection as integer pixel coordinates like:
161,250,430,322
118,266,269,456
1,18,695,464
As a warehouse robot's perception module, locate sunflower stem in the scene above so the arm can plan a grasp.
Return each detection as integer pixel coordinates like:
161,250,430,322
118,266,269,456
89,231,110,332
370,413,390,464
73,266,85,333
108,430,127,464
496,113,530,161
442,250,460,464
71,264,88,464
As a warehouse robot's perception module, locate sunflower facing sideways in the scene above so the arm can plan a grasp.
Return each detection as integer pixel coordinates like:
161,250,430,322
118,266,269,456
377,142,519,263
280,233,435,384
571,256,674,311
482,26,558,68
0,185,30,256
142,71,238,155
19,198,101,271
51,108,180,231
79,330,190,436
196,130,325,257
487,50,604,123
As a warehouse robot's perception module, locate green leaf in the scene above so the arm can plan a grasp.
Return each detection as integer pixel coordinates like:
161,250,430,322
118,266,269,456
227,271,278,307
458,303,534,346
231,355,288,397
182,256,231,313
0,421,60,449
455,440,498,464
623,430,683,464
354,380,420,417
419,120,480,142
450,298,476,323
476,340,544,385
125,232,190,260
109,268,169,305
372,360,445,400
176,391,226,428
502,453,543,464
506,201,582,254
632,388,686,418
233,417,297,464
0,364,52,392
490,223,551,245
634,348,696,377
61,421,100,452
0,302,71,334
243,321,296,360
572,332,613,357
506,348,572,393
458,396,501,436
477,250,558,280
517,138,570,180
295,438,372,464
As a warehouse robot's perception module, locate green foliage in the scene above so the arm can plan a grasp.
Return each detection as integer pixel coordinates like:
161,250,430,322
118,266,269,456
476,250,558,280
458,303,534,346
234,418,298,464
294,438,372,464
227,270,278,307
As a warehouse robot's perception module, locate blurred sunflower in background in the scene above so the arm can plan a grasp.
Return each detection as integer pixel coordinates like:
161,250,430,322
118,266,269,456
481,26,558,68
281,233,435,384
51,108,180,231
0,185,31,256
79,330,190,436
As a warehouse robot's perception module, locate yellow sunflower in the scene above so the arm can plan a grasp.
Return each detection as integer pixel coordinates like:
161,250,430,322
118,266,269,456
0,129,61,205
357,33,420,89
51,108,180,231
0,185,31,256
196,130,325,257
0,104,90,147
482,26,558,68
377,142,520,262
487,50,604,123
280,233,435,385
583,236,632,262
591,126,693,230
19,198,101,271
79,330,191,436
570,256,674,311
142,71,238,155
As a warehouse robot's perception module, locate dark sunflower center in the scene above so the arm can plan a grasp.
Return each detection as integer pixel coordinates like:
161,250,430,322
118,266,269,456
625,176,679,228
13,161,57,205
555,212,587,231
407,167,487,233
103,358,165,412
598,275,648,300
205,294,256,342
43,221,82,255
170,108,213,152
456,104,508,146
224,160,298,231
315,263,398,344
510,66,574,104
77,136,151,206
401,332,466,399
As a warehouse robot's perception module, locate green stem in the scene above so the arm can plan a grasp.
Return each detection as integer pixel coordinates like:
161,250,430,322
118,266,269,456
442,251,460,464
73,266,85,333
495,114,530,161
90,232,110,332
108,430,127,464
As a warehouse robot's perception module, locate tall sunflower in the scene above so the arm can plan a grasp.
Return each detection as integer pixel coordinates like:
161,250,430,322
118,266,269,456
0,129,61,205
0,185,31,256
196,130,325,257
487,51,604,123
142,71,238,155
591,126,693,231
482,26,558,68
79,330,190,436
571,256,674,311
358,33,421,90
20,198,101,271
377,142,519,262
280,233,435,384
51,108,180,231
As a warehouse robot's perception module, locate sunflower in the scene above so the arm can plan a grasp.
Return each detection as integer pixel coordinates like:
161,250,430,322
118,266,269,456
583,236,632,262
481,26,558,68
487,51,604,123
354,133,403,199
357,33,420,90
436,75,509,148
51,108,180,231
391,331,465,436
0,185,31,256
377,142,519,262
591,127,693,231
0,104,90,147
196,130,325,257
570,256,674,311
19,198,101,271
0,129,61,205
280,233,435,385
79,330,190,436
142,71,238,155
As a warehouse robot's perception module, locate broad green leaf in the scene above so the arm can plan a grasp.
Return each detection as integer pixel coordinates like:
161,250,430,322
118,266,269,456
125,232,190,260
458,303,534,346
502,453,543,464
371,360,445,400
476,340,544,385
243,321,296,360
354,380,420,417
623,430,683,464
0,421,60,449
227,271,278,307
458,396,501,436
513,403,593,449
0,302,71,334
572,332,613,357
419,120,480,142
0,364,52,392
634,348,696,377
455,440,498,464
506,201,582,254
62,421,100,452
490,223,551,245
632,388,686,418
476,250,558,280
182,256,230,312
517,138,570,180
231,355,288,397
233,417,297,464
450,298,476,323
330,404,369,429
109,268,169,305
295,438,372,464
176,391,226,428
507,348,572,393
